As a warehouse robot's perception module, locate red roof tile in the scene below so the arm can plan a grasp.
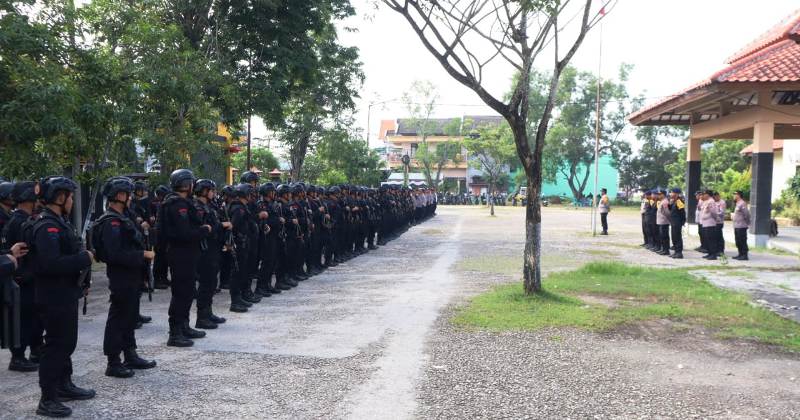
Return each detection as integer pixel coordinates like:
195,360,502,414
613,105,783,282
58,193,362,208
740,139,783,155
629,10,800,124
727,9,800,64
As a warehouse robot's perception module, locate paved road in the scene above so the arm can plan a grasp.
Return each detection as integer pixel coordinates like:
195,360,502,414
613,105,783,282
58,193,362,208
0,210,463,419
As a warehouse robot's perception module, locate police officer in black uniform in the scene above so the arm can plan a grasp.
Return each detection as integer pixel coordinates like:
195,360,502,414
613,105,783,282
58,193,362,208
0,181,14,233
158,169,210,347
30,176,95,417
151,185,171,290
274,185,298,289
256,183,281,296
94,177,157,378
2,181,42,372
193,179,229,328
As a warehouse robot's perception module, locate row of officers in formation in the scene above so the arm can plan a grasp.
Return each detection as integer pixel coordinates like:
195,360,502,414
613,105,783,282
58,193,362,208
0,170,437,417
639,188,752,261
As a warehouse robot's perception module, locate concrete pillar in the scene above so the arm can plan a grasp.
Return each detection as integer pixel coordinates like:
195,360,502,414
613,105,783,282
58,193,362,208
750,122,774,247
686,137,702,224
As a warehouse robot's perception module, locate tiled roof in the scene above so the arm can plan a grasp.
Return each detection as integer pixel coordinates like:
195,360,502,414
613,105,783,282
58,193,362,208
740,139,783,155
727,9,800,64
629,10,800,124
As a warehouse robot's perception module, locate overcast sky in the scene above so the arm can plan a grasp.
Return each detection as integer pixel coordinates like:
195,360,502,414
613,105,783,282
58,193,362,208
293,0,799,150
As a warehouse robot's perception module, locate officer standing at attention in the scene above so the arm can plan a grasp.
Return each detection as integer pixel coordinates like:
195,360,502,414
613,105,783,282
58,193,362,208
700,190,719,260
228,184,257,313
193,179,229,328
668,188,686,259
644,191,657,251
30,176,95,417
598,188,610,235
158,169,210,347
93,177,157,379
656,189,671,255
732,191,751,260
2,181,43,372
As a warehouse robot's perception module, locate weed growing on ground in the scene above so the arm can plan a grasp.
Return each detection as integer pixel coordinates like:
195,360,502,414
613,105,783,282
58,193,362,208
453,262,800,351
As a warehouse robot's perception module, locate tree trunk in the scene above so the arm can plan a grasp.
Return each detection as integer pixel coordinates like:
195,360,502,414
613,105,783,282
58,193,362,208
524,175,542,294
488,183,495,216
289,135,310,181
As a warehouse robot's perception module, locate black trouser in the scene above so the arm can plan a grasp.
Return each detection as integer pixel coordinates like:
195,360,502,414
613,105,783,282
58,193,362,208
641,215,647,244
219,250,231,288
230,240,249,301
670,223,683,253
197,249,219,311
702,226,718,256
698,224,707,250
648,222,658,246
735,227,749,256
287,237,304,275
716,224,725,253
658,224,670,251
322,229,334,264
103,287,137,360
600,212,608,233
247,238,259,286
167,247,199,328
38,300,78,399
258,235,277,290
275,238,290,281
153,242,169,284
10,282,43,359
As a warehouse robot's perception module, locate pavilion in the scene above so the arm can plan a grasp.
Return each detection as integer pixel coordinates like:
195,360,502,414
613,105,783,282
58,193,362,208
629,10,800,246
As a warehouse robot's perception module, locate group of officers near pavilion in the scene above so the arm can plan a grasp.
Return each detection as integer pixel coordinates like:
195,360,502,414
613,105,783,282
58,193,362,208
639,188,752,261
0,169,435,417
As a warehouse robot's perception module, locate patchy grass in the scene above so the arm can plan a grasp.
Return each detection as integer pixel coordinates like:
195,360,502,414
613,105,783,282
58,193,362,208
752,245,795,257
584,249,618,257
453,262,800,351
458,254,580,276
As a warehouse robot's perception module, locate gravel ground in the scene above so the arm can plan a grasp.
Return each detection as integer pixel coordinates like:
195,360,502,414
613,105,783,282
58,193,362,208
1,205,798,419
414,206,800,419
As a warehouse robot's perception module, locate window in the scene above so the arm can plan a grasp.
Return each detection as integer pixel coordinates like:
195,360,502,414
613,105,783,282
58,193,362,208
410,143,418,157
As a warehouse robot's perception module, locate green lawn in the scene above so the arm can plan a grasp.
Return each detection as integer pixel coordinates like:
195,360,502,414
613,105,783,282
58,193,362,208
453,262,800,351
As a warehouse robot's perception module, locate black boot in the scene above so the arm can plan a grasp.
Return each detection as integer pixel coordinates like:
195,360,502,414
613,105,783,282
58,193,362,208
671,252,683,259
57,379,95,401
254,286,272,298
37,398,72,418
105,361,135,378
195,308,218,330
267,284,282,294
123,349,157,370
229,294,249,313
138,314,152,324
167,325,194,347
739,254,748,261
9,356,38,372
209,310,227,324
242,290,261,304
182,321,206,339
29,347,41,364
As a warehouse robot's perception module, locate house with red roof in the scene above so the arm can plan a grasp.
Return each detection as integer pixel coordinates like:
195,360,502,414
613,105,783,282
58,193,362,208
629,9,800,246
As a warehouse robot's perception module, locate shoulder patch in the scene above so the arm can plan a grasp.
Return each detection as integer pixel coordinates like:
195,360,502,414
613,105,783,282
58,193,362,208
47,227,59,233
111,220,121,226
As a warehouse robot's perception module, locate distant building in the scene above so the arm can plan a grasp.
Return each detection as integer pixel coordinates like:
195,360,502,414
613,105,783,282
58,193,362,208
378,115,504,192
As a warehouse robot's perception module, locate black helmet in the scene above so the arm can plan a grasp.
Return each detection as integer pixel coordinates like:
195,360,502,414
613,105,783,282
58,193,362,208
155,185,170,198
39,176,78,204
240,171,259,184
234,183,253,198
11,181,37,203
276,184,290,196
328,186,341,194
169,169,195,191
0,182,14,202
259,182,276,196
220,185,233,198
194,179,216,195
134,180,147,192
316,186,324,195
291,183,304,195
102,176,134,200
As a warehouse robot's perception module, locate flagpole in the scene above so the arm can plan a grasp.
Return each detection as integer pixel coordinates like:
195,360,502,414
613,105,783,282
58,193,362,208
591,20,603,237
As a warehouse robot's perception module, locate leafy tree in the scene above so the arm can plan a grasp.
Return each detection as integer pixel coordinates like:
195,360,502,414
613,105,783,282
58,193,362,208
463,123,517,216
384,0,604,293
616,125,684,195
701,140,751,189
231,147,279,175
715,168,751,201
542,65,632,200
